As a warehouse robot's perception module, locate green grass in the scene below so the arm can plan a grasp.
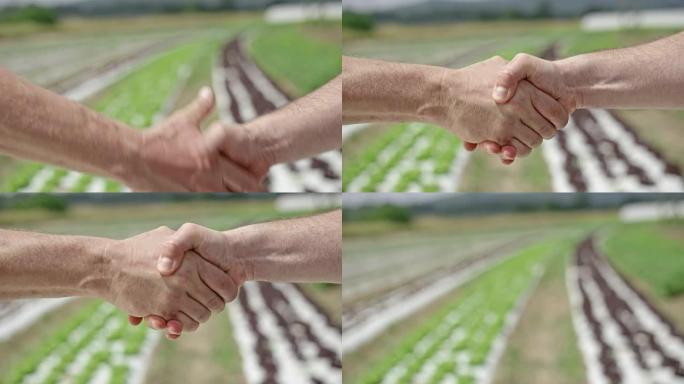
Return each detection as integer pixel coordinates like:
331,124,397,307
603,222,684,297
248,22,340,96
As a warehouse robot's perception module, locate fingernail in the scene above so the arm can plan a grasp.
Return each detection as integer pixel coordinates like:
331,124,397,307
493,86,507,101
199,86,212,101
157,257,174,273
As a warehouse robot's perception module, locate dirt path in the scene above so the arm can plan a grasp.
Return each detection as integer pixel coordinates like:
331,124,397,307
492,250,586,384
213,38,341,193
567,235,684,384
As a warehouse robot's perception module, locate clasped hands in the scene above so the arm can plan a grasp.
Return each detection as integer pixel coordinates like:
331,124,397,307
103,224,243,339
447,54,576,164
126,87,273,192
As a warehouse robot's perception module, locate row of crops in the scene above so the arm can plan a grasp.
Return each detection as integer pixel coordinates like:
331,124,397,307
6,301,154,384
356,241,555,384
1,38,217,193
343,123,463,192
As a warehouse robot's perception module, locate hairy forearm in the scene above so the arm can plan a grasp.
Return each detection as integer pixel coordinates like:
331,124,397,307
0,68,142,181
0,230,111,300
557,32,684,109
246,76,341,164
342,56,449,125
226,210,341,283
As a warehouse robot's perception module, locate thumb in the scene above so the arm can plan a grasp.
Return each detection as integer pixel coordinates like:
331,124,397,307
157,223,205,275
492,54,537,104
172,86,215,127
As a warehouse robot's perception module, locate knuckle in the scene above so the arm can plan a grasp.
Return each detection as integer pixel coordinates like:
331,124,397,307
514,53,530,63
208,297,224,312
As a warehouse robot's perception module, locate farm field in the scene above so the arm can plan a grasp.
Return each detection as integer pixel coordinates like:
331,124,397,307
342,20,684,192
0,197,342,384
342,210,684,384
0,12,341,193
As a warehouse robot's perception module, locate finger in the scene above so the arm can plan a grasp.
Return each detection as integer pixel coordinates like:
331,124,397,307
220,157,265,193
157,223,206,275
144,315,167,330
190,267,227,313
501,145,517,160
493,54,538,104
166,319,183,335
481,141,502,155
128,316,143,326
171,86,215,127
514,121,543,149
175,311,199,333
463,142,478,151
521,101,557,140
530,89,569,130
181,294,211,324
510,137,532,157
199,260,239,304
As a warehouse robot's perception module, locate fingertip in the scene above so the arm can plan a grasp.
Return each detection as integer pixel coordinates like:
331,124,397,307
463,142,477,152
502,146,517,160
128,316,143,326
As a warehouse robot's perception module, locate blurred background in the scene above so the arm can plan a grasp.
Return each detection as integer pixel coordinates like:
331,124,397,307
342,193,684,383
0,0,341,193
0,193,341,384
342,0,684,193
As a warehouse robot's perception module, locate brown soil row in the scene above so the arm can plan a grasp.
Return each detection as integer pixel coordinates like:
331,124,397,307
574,236,684,382
236,282,341,383
218,37,340,189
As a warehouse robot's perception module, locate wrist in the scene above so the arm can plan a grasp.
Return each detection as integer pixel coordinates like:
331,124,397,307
78,237,116,298
240,120,280,166
111,125,145,187
223,224,265,282
412,64,453,125
556,57,586,110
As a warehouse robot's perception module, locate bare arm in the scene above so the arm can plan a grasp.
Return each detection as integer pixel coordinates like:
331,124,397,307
0,69,262,192
559,31,684,109
493,32,684,110
230,209,342,283
158,210,342,284
209,76,341,178
342,56,445,125
0,230,109,299
0,68,141,183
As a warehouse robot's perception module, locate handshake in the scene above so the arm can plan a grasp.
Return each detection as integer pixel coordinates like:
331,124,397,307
428,54,576,164
102,224,246,339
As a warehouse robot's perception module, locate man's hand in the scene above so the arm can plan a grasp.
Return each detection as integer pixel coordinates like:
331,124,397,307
492,53,577,114
125,87,265,192
204,123,275,183
129,223,248,339
103,227,239,334
440,56,569,158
